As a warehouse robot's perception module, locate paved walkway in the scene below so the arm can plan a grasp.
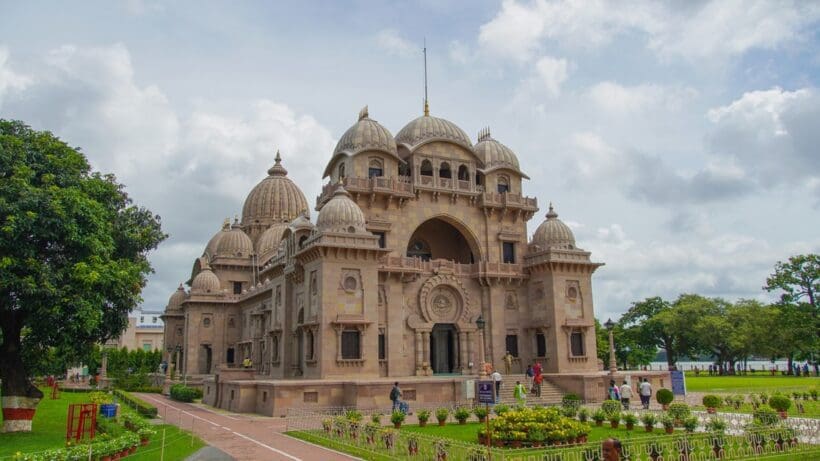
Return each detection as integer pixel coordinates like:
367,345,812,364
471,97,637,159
135,393,358,461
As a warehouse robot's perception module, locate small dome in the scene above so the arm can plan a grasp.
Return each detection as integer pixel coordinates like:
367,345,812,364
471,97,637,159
256,223,288,256
204,220,231,259
191,267,221,294
316,186,367,233
242,151,310,227
166,284,186,309
395,114,473,153
334,106,398,158
215,220,253,258
531,203,576,250
474,128,529,179
289,212,314,232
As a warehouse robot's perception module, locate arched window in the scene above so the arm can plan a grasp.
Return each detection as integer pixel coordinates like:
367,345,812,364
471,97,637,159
368,158,383,177
306,330,314,360
398,163,409,177
338,162,346,180
406,239,432,261
475,171,484,187
272,336,279,362
457,165,469,181
497,175,510,193
420,159,433,176
298,235,308,248
439,162,452,179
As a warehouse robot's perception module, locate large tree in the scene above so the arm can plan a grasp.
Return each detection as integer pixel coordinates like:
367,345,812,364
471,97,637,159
0,120,165,432
765,254,819,341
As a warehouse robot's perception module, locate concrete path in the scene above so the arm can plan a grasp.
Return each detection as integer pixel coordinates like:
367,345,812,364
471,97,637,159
184,446,234,461
136,393,358,461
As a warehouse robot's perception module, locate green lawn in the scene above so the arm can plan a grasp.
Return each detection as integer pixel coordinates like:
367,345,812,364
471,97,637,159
684,375,819,392
0,389,204,460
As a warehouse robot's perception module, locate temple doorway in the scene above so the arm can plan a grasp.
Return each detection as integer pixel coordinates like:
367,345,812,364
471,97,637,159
430,323,458,374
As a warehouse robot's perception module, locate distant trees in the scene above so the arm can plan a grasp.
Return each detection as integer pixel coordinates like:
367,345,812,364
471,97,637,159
606,254,819,372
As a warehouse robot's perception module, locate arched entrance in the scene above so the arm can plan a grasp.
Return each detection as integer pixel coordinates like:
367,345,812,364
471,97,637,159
430,323,458,374
406,216,481,263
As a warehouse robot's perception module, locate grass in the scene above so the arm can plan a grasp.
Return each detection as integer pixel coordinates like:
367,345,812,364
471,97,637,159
684,375,819,392
0,389,204,461
400,421,671,443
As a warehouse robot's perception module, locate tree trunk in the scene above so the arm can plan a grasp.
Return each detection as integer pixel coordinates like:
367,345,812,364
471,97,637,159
0,312,42,432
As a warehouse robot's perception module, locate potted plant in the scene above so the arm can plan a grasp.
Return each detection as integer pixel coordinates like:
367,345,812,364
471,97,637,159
608,412,621,429
137,427,154,446
703,395,722,414
454,407,470,425
661,415,675,434
705,417,727,434
528,429,545,448
345,409,363,423
407,434,419,455
381,428,396,449
623,413,638,430
90,391,117,418
477,428,488,445
656,388,674,410
668,403,690,425
371,412,382,424
493,404,509,416
768,394,791,419
436,407,449,426
363,423,379,444
592,409,606,427
322,419,332,433
753,405,779,426
391,410,405,429
641,412,657,432
434,438,449,460
473,406,488,422
417,409,431,427
601,400,621,418
578,407,590,422
683,416,698,433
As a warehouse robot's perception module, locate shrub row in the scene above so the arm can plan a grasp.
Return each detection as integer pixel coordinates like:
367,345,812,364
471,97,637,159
170,384,202,402
113,389,158,418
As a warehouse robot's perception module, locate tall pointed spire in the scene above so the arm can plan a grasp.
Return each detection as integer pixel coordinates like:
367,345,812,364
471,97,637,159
267,149,288,176
423,38,429,116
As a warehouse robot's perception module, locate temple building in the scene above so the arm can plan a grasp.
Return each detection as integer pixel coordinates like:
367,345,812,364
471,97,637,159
162,106,614,414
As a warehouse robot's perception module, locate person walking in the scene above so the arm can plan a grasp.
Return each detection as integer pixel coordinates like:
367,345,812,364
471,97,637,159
491,370,503,403
513,380,527,406
504,351,513,375
533,360,542,378
389,382,402,412
639,378,652,409
608,380,620,401
619,380,632,410
525,365,534,390
532,373,543,397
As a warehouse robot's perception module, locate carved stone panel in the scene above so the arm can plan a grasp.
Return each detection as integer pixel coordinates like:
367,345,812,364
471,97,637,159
564,280,583,319
418,274,473,326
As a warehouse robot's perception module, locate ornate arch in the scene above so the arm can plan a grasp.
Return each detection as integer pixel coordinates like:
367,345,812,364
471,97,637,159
418,274,475,326
407,214,484,262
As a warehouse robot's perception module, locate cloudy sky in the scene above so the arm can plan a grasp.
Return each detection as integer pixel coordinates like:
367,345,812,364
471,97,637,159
2,1,819,321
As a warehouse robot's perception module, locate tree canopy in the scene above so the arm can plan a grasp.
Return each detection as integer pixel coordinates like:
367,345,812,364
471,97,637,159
0,120,166,403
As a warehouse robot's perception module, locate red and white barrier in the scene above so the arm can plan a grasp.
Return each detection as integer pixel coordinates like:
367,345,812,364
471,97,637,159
1,396,40,432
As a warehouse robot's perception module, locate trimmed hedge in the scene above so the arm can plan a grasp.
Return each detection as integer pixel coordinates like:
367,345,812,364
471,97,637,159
114,389,158,418
170,384,202,403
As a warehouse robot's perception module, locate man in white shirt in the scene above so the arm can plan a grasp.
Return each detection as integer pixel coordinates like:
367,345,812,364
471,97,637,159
491,370,503,403
619,380,633,409
639,378,652,409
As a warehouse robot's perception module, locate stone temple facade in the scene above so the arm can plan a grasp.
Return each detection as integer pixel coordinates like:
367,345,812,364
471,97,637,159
162,106,610,414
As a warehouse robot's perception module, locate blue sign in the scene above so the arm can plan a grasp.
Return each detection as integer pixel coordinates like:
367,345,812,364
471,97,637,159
670,370,686,396
477,380,495,404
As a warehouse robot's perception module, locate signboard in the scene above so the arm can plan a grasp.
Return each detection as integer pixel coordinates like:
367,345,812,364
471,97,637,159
670,370,686,396
463,379,476,399
477,380,495,404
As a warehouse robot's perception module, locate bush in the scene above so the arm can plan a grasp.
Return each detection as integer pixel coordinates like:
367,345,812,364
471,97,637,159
601,400,621,417
89,391,112,405
371,413,382,424
560,405,577,418
417,409,431,423
768,394,791,412
436,407,450,422
656,388,674,405
668,403,690,421
753,405,778,426
493,404,510,416
641,413,657,427
577,407,589,422
170,384,200,403
661,415,675,429
390,410,405,425
705,417,727,433
702,394,722,408
561,393,581,408
623,413,638,425
344,409,363,422
473,406,488,420
683,416,698,432
113,389,158,418
592,409,606,422
454,407,470,423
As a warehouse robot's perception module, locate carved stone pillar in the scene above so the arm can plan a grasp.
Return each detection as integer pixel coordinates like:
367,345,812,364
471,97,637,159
458,331,467,373
421,331,431,375
466,332,473,372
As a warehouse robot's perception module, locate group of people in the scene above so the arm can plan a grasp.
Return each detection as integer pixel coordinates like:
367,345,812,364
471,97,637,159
608,378,652,410
489,352,544,404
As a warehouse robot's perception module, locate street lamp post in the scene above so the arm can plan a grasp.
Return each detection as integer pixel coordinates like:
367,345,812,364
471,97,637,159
476,315,487,377
604,318,617,374
623,346,631,370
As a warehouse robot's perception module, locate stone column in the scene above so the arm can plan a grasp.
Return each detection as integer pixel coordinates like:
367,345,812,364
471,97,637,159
421,331,430,375
415,331,423,375
466,332,473,372
458,331,467,373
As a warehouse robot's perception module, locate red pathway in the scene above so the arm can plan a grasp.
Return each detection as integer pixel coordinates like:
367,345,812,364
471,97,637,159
135,393,357,461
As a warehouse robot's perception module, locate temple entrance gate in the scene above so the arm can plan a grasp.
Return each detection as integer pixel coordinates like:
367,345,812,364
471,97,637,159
430,323,458,374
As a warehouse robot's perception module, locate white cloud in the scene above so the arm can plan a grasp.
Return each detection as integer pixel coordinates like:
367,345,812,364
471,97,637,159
586,82,696,114
534,56,569,96
375,29,417,57
478,0,820,62
0,47,33,107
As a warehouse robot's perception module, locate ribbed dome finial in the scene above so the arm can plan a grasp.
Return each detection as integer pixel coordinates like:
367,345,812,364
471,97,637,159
267,150,288,176
477,126,492,142
547,202,557,219
358,105,369,121
222,218,230,229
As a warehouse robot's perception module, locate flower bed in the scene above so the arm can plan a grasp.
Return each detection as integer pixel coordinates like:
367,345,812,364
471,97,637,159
113,389,158,417
477,407,590,448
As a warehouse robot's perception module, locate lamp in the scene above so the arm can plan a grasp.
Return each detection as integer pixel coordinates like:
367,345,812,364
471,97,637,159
476,315,487,377
604,318,617,374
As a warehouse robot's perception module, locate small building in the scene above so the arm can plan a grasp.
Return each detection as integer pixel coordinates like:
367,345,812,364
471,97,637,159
108,308,165,351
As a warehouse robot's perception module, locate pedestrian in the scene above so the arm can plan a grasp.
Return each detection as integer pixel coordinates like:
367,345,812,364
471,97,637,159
504,351,513,375
513,380,527,405
619,380,632,410
389,382,402,412
533,360,542,378
803,363,810,376
533,373,543,397
491,369,503,403
525,365,534,390
602,438,622,461
608,380,620,401
639,378,652,409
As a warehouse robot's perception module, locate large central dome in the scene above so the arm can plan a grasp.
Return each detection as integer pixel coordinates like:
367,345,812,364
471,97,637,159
395,113,473,153
242,151,309,227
